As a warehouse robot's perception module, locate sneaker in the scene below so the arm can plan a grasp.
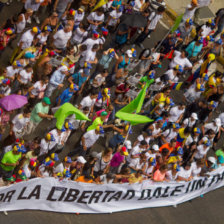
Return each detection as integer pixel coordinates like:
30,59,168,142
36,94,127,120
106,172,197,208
34,16,40,24
27,17,31,24
137,29,142,34
147,34,151,39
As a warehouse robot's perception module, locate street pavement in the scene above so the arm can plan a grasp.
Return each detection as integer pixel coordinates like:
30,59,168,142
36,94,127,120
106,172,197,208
0,2,224,224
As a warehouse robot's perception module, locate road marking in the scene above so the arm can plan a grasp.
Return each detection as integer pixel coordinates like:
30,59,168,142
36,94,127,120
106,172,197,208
159,20,170,30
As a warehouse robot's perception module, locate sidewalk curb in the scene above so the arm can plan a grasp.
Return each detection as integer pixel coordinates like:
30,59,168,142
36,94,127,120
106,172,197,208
165,4,178,21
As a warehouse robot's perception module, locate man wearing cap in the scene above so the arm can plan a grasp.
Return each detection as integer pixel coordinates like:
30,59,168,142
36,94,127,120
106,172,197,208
45,65,69,98
73,7,85,29
54,156,72,176
68,125,104,157
0,145,22,180
82,30,101,51
163,65,183,85
56,83,79,106
0,79,11,97
182,113,198,128
27,97,54,134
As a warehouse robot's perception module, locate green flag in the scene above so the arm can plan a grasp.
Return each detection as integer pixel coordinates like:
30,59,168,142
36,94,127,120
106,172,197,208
116,112,153,125
171,14,184,33
54,103,90,129
116,84,153,125
118,84,148,114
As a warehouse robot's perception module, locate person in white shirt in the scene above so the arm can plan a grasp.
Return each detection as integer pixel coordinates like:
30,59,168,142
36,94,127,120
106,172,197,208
194,140,211,160
68,126,105,157
163,64,183,85
134,6,165,48
18,65,33,85
53,156,72,176
169,50,192,70
182,0,198,23
6,61,22,81
79,90,98,114
0,79,11,97
182,113,198,128
191,160,203,177
165,164,180,181
183,83,204,104
82,31,101,51
87,8,105,30
17,27,40,51
11,109,31,138
202,118,221,136
74,7,85,29
70,23,88,45
39,132,58,157
106,6,123,30
169,104,185,123
130,140,148,163
53,24,72,50
176,163,193,181
160,123,180,144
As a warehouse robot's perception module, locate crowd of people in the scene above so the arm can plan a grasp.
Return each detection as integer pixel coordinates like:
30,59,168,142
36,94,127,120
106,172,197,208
0,0,224,186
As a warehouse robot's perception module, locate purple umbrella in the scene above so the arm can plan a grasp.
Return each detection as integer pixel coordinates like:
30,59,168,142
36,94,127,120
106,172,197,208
0,94,28,111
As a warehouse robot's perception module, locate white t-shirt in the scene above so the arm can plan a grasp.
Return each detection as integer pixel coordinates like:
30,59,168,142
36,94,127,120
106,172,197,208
38,164,51,177
94,152,112,172
92,74,105,88
18,29,34,50
133,0,145,11
72,28,88,44
204,122,219,134
184,87,202,103
54,163,66,174
166,170,178,181
182,4,197,21
194,144,210,159
37,33,48,45
147,12,162,30
219,113,224,127
169,51,192,69
31,81,47,96
53,29,72,49
177,167,192,179
6,66,20,79
82,38,100,51
129,158,146,170
162,129,177,142
19,69,32,84
79,50,96,67
87,12,105,30
74,11,85,26
25,0,44,11
23,164,32,178
201,24,212,38
137,134,150,144
80,96,96,110
191,162,201,177
164,69,179,83
169,106,185,123
81,129,100,148
12,113,29,132
183,118,196,128
108,10,122,26
39,138,57,156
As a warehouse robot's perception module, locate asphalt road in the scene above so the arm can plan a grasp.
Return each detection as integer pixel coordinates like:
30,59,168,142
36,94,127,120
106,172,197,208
0,2,224,224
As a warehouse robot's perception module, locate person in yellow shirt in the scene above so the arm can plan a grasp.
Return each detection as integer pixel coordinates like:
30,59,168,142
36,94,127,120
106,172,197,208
128,170,144,184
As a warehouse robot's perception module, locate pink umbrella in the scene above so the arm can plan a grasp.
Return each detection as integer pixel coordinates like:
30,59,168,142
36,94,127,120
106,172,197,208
0,94,28,111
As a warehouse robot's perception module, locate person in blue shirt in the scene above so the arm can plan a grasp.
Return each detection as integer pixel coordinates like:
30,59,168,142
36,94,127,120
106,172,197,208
185,37,203,60
45,65,69,97
56,83,79,106
68,68,90,94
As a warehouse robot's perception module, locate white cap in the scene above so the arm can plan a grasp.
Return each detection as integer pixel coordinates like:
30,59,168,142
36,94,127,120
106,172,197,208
77,156,86,164
191,113,198,120
124,140,132,150
152,144,159,151
208,156,216,164
125,50,133,58
215,118,221,127
59,65,68,72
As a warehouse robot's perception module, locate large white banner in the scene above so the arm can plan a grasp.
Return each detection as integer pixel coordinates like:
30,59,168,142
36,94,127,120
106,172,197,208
0,167,224,213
